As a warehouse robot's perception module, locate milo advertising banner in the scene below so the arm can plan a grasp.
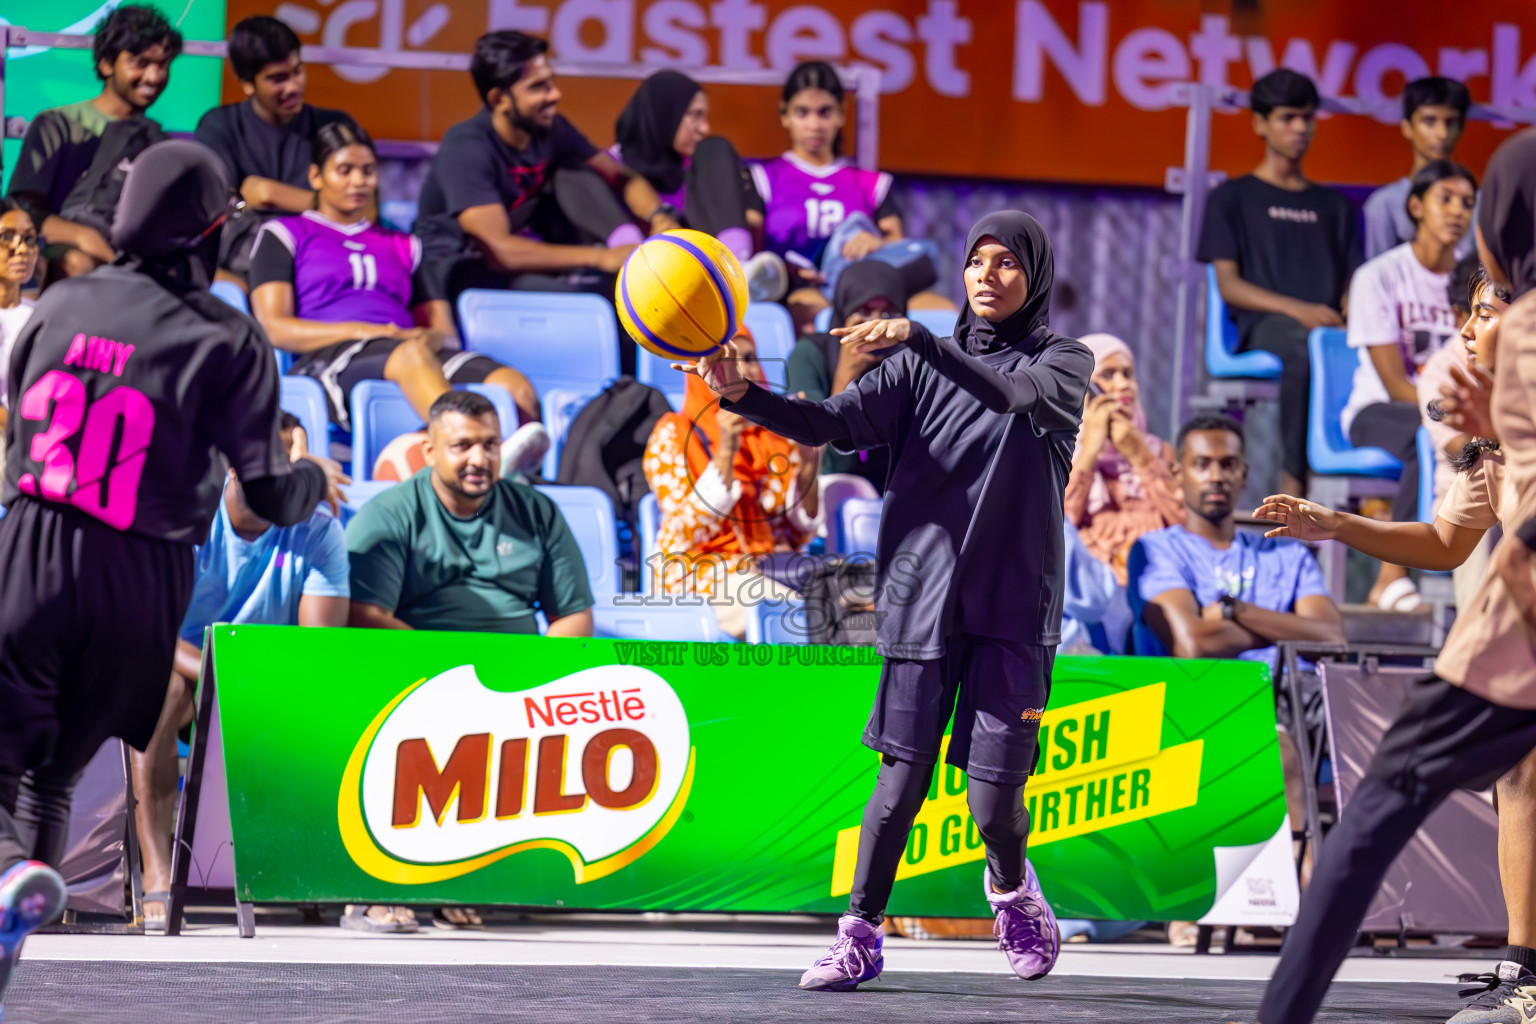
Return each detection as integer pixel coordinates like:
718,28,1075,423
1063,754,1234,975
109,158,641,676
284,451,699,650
210,626,1296,923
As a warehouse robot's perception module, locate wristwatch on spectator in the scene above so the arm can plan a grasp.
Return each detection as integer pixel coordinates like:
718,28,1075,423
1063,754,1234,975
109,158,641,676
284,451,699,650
1220,593,1239,620
649,203,680,228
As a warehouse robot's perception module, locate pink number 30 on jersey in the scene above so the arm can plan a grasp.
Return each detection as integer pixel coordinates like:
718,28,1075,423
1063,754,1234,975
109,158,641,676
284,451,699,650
16,370,156,530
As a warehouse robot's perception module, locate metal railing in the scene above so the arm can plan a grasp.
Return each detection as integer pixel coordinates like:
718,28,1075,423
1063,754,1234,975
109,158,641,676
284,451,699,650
0,25,882,170
1164,83,1536,438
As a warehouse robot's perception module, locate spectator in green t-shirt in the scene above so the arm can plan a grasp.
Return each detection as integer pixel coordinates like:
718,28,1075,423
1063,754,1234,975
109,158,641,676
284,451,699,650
345,389,594,637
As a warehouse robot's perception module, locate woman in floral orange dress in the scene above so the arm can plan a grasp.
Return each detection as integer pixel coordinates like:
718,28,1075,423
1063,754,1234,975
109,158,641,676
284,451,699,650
642,328,820,638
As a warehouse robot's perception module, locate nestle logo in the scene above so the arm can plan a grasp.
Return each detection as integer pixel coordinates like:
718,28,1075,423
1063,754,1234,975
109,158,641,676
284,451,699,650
525,688,646,728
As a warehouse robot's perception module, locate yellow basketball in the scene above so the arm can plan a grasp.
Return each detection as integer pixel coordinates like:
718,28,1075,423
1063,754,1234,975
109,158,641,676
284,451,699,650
615,229,750,360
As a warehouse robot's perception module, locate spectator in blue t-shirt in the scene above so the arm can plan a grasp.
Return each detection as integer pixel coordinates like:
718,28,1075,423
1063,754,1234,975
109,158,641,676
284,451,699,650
130,413,350,933
1129,412,1343,671
1129,412,1342,946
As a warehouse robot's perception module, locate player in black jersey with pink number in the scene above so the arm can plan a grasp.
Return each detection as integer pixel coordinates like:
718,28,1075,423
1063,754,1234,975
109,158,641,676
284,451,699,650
0,140,345,1012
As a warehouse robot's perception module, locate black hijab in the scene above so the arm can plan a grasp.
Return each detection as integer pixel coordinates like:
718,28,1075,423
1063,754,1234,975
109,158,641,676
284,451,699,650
615,70,701,196
832,260,907,326
1478,129,1536,298
953,210,1057,355
111,139,230,293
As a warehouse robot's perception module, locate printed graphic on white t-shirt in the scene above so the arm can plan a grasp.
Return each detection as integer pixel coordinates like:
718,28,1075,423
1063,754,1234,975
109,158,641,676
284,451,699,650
1342,243,1458,436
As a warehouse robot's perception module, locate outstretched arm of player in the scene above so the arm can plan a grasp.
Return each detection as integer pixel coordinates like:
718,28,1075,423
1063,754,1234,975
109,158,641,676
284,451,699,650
673,339,907,450
1254,493,1485,572
839,319,1093,430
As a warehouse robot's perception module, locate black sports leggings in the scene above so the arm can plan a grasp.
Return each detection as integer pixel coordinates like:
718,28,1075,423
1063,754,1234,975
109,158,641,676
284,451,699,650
1243,313,1312,482
848,754,1031,922
680,136,751,235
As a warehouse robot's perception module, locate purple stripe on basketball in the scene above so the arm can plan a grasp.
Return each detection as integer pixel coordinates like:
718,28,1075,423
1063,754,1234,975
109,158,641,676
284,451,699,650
653,233,738,343
619,258,705,359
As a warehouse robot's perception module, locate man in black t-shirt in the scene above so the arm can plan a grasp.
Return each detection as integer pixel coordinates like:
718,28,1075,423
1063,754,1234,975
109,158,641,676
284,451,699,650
1196,68,1361,495
6,4,181,281
0,143,345,1009
194,16,359,282
414,31,680,326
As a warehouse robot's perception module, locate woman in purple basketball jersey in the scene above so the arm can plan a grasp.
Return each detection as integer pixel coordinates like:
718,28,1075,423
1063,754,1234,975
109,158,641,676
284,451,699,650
249,123,547,472
748,62,943,331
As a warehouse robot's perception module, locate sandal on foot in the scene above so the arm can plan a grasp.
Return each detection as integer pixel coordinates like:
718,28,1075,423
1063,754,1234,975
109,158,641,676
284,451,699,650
142,891,170,935
340,905,419,934
433,907,485,930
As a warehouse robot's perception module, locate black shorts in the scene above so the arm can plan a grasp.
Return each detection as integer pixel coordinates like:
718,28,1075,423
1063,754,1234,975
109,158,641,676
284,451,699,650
0,498,194,781
1370,673,1536,795
863,635,1053,785
291,337,502,429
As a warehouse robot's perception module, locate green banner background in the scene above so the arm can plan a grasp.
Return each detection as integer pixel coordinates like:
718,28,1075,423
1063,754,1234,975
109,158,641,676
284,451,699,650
212,626,1284,920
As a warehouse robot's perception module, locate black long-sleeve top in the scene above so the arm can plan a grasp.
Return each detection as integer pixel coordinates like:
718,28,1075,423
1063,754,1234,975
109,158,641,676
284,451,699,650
724,322,1093,659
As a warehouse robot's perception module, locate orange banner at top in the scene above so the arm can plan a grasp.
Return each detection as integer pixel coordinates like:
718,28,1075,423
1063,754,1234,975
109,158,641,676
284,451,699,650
226,0,1536,186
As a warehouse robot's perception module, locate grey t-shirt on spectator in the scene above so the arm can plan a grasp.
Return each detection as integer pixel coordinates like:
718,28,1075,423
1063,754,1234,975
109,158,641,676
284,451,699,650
1363,175,1478,262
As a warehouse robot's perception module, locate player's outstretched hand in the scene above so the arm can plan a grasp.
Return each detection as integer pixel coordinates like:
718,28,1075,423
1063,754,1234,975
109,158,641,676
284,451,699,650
671,340,752,402
1253,493,1341,541
302,453,352,518
834,317,910,354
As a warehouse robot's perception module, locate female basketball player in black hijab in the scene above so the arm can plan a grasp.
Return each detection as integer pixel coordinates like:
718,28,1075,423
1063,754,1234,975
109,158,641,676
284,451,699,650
678,211,1092,990
0,141,344,1013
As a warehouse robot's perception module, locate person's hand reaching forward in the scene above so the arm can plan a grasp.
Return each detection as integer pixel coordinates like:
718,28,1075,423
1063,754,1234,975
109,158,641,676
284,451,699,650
1253,494,1343,541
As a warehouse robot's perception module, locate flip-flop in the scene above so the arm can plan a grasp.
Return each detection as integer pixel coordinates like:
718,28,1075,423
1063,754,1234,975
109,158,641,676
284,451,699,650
142,891,170,935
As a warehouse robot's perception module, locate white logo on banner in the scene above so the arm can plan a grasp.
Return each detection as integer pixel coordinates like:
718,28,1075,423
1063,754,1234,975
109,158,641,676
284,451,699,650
356,664,690,870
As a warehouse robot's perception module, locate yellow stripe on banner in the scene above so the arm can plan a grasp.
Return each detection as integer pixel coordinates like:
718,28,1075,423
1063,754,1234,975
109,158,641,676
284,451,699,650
828,739,1204,895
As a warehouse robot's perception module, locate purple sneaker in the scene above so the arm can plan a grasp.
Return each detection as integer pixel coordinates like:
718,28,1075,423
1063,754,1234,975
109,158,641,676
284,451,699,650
0,861,68,1018
985,861,1059,980
799,914,884,991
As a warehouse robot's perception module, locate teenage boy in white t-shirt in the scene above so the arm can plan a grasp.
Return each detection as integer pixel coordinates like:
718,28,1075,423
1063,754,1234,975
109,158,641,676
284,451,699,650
1341,159,1475,609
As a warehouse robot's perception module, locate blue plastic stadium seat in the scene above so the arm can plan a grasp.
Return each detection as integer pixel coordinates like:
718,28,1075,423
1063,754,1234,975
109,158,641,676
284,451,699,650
593,604,723,642
338,479,397,526
1417,425,1438,523
838,497,882,556
379,200,418,233
637,491,660,595
457,291,621,398
535,484,621,600
349,380,519,481
744,600,809,645
813,307,832,332
540,388,594,481
742,302,794,390
210,279,249,314
635,347,687,410
1205,264,1282,379
279,376,329,459
1306,327,1403,479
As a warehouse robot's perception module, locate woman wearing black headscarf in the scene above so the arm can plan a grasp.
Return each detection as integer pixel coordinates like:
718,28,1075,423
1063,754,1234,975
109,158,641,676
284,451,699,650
1254,131,1536,1024
785,260,908,490
613,70,758,267
678,211,1092,990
